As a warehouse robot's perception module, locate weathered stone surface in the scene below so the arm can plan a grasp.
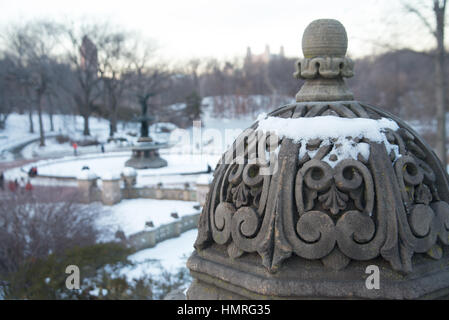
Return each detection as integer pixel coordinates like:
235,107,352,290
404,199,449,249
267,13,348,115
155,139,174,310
101,178,121,205
302,19,348,58
187,19,449,299
77,177,99,203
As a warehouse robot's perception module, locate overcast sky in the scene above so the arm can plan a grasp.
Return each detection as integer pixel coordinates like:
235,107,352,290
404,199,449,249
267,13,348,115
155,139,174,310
0,0,441,62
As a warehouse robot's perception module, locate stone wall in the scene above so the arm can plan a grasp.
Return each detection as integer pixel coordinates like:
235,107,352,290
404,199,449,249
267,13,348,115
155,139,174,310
102,178,122,205
128,213,200,251
121,187,197,202
77,178,101,203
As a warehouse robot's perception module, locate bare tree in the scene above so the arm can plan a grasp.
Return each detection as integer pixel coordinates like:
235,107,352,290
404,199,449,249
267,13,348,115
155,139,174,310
98,32,133,137
0,58,17,130
405,0,447,163
64,23,108,136
185,59,201,95
0,190,104,275
4,21,62,146
128,42,171,137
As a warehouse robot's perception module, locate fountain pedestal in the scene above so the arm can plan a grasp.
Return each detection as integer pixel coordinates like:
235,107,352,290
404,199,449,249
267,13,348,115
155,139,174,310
125,137,168,169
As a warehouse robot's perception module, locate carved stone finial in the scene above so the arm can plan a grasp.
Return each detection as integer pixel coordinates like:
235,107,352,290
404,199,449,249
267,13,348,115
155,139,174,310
187,19,449,300
295,19,354,102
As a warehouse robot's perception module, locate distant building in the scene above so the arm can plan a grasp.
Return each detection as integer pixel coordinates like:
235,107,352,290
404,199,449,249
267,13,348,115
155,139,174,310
79,36,98,72
244,45,285,65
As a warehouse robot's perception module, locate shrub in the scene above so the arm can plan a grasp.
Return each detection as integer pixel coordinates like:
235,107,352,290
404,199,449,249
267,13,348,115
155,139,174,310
55,134,70,144
0,190,104,275
0,242,191,300
1,242,133,299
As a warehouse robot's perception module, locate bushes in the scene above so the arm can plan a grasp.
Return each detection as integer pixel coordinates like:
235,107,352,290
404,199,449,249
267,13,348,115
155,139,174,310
1,242,132,299
0,242,190,300
75,138,99,147
55,134,70,144
0,190,103,275
0,191,191,300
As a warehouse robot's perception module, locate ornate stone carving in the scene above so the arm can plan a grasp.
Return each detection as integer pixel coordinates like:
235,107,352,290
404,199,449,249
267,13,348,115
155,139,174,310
188,18,449,300
194,100,449,274
295,56,354,79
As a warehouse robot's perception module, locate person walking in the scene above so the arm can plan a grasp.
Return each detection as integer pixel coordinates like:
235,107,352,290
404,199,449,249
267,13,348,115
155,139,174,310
0,172,4,191
8,180,16,192
25,180,33,192
72,142,78,156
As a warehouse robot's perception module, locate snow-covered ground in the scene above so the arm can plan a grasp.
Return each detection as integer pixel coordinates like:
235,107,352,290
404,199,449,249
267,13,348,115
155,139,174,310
0,113,172,161
120,229,197,281
0,95,443,164
98,198,200,239
4,152,217,188
0,96,266,162
95,198,199,289
30,153,219,178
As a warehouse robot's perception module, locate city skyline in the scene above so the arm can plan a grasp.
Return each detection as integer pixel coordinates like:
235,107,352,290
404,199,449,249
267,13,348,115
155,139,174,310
0,0,442,62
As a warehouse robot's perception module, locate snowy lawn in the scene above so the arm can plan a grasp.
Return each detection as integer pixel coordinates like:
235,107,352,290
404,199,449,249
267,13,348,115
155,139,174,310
120,229,197,280
5,153,219,188
97,199,201,238
33,153,219,178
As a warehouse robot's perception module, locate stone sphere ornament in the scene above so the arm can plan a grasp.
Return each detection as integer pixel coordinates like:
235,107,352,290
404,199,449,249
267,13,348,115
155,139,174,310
187,19,449,299
302,19,348,58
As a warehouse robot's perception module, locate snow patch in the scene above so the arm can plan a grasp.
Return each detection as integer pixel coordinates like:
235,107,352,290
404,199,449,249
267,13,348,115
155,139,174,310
257,115,401,166
77,170,98,180
257,116,399,142
196,174,213,185
97,199,201,238
122,167,137,177
101,172,121,180
121,229,197,280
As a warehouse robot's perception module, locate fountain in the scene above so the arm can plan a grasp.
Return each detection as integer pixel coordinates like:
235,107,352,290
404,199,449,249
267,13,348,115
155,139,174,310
125,107,168,169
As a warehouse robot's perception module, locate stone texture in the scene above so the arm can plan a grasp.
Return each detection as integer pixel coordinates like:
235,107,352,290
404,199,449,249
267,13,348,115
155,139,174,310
302,19,348,58
101,178,121,205
77,177,99,203
196,183,210,206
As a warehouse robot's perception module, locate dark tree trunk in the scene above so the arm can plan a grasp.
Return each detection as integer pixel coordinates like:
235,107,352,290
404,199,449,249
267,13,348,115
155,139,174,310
109,101,117,137
28,110,34,133
37,95,45,147
435,0,447,164
49,112,54,132
83,114,90,136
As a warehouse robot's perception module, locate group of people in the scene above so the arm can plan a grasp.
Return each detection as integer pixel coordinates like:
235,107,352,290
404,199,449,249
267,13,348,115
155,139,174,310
28,166,38,177
7,177,33,192
8,177,33,192
0,170,33,193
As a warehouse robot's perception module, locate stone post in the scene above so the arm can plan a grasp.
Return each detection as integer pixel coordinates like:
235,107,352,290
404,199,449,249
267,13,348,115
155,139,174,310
186,19,449,300
77,171,98,203
156,183,163,199
183,183,191,201
122,167,137,187
101,173,121,206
